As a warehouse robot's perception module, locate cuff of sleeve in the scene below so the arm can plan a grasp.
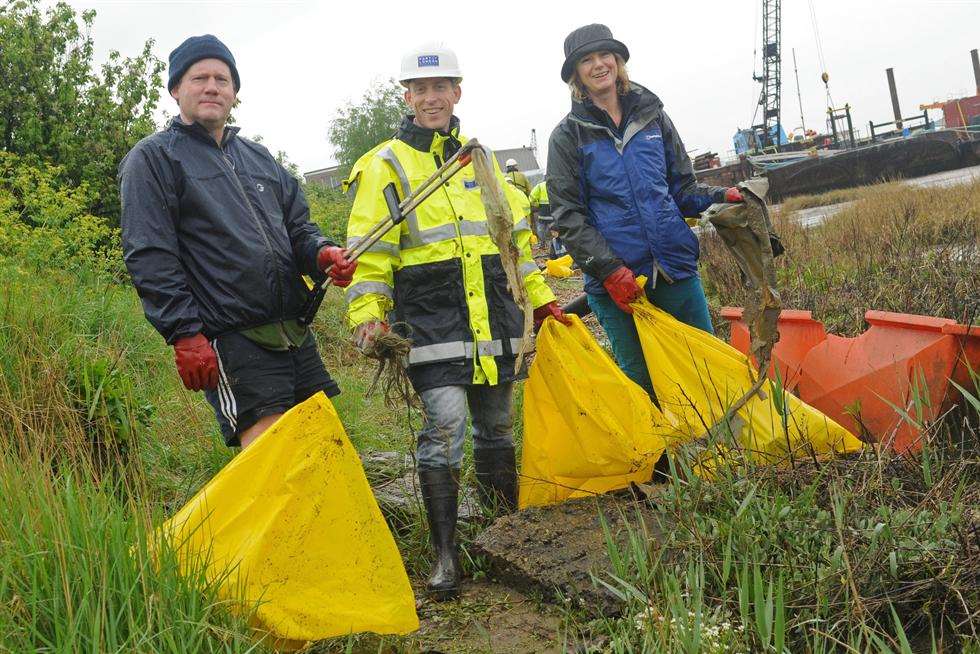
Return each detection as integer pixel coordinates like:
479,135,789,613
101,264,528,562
712,188,729,203
166,322,205,345
592,258,624,282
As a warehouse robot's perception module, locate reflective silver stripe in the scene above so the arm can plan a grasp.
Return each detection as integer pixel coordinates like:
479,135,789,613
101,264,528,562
377,147,422,246
513,218,530,232
399,221,491,249
509,338,525,354
475,340,503,357
520,262,539,277
458,221,488,237
400,223,458,249
409,341,467,364
347,236,399,257
408,339,503,364
345,281,393,302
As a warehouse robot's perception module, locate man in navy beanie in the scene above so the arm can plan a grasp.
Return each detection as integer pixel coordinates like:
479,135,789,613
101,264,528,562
119,35,356,449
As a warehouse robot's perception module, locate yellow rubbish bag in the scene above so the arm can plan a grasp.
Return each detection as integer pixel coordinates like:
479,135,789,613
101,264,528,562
519,315,672,508
160,393,419,643
631,295,863,467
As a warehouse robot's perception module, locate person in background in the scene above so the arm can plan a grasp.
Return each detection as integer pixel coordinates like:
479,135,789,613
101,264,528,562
503,158,531,197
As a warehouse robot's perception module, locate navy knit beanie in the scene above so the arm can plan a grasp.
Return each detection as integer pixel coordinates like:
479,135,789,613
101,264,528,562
168,34,240,92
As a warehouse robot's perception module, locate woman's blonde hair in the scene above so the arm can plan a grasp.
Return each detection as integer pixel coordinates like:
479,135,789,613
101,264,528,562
568,53,630,101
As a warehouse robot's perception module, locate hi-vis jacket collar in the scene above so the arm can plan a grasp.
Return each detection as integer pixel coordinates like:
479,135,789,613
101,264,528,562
396,115,462,159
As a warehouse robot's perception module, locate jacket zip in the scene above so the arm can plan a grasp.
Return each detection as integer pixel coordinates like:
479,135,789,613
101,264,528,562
220,143,287,322
433,148,480,355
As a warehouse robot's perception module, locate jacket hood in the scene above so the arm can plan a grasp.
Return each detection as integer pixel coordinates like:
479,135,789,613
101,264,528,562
396,114,462,157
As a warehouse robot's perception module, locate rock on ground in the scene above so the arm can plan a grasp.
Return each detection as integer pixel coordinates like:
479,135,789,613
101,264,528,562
472,492,665,617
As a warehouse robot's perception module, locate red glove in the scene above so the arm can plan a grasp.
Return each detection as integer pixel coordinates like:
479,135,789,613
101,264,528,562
602,266,642,314
724,187,744,203
173,334,218,391
317,246,357,288
533,301,571,330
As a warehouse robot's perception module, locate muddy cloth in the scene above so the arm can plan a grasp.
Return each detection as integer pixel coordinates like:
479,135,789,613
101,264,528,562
119,118,332,344
702,177,781,370
546,82,727,295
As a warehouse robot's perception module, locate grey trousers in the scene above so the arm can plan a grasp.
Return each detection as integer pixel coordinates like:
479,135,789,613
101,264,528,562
416,383,514,470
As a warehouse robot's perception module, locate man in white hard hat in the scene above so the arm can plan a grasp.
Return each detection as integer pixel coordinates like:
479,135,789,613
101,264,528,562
343,43,568,601
503,158,531,197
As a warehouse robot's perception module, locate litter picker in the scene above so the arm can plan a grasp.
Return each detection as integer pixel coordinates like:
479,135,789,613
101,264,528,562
299,140,480,326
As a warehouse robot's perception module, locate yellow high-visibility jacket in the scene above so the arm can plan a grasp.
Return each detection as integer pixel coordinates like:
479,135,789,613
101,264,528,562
343,117,554,391
529,181,551,217
505,170,531,197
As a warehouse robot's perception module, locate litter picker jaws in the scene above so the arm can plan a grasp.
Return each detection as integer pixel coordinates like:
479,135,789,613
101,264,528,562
299,140,480,325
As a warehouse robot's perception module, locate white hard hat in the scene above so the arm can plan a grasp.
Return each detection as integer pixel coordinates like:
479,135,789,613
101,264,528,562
399,42,463,85
505,158,518,168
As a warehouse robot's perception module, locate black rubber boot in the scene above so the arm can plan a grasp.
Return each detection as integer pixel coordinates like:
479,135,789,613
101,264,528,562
474,447,518,516
419,467,461,601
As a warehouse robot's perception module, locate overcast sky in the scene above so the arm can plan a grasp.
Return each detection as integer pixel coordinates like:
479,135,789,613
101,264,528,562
67,0,979,174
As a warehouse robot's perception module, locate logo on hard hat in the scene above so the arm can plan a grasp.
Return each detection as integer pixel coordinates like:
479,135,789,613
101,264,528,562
418,55,440,67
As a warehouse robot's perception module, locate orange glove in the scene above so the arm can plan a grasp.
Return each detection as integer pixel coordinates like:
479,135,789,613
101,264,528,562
602,266,642,314
173,334,218,391
532,301,571,330
317,246,357,288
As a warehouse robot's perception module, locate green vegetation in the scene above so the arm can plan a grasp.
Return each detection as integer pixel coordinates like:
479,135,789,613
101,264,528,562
573,426,979,652
0,0,163,223
327,79,404,177
702,179,980,336
1,2,977,650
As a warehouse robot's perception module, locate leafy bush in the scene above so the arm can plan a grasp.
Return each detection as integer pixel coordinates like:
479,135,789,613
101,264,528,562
0,0,163,223
0,152,122,275
305,181,353,243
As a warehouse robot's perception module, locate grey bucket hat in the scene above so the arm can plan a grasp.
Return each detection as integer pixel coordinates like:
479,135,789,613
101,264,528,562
561,24,630,83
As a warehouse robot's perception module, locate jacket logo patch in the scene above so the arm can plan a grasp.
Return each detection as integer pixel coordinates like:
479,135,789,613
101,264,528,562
463,179,478,190
256,183,265,192
645,133,663,140
418,55,440,67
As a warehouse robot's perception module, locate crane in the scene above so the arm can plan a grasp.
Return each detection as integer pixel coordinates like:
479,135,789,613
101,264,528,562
751,0,782,151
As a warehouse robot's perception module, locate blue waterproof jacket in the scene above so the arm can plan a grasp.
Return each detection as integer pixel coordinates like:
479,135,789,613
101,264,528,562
546,84,726,294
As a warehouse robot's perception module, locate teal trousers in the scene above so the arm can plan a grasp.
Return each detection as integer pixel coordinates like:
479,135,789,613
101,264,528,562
586,275,713,397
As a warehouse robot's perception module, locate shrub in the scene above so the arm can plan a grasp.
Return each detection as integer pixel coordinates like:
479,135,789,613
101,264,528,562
0,152,122,275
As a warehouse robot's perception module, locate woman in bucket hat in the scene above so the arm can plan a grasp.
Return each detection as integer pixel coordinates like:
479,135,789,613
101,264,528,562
546,23,744,397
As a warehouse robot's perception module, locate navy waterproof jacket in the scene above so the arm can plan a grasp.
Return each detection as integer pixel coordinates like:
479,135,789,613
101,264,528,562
119,118,332,344
546,84,727,294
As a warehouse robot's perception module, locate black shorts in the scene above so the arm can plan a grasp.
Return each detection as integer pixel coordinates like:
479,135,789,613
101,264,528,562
204,331,340,446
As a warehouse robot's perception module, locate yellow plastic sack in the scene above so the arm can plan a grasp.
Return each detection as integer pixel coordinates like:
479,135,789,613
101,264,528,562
519,316,671,508
631,295,863,468
520,298,863,508
544,254,575,278
160,393,419,643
